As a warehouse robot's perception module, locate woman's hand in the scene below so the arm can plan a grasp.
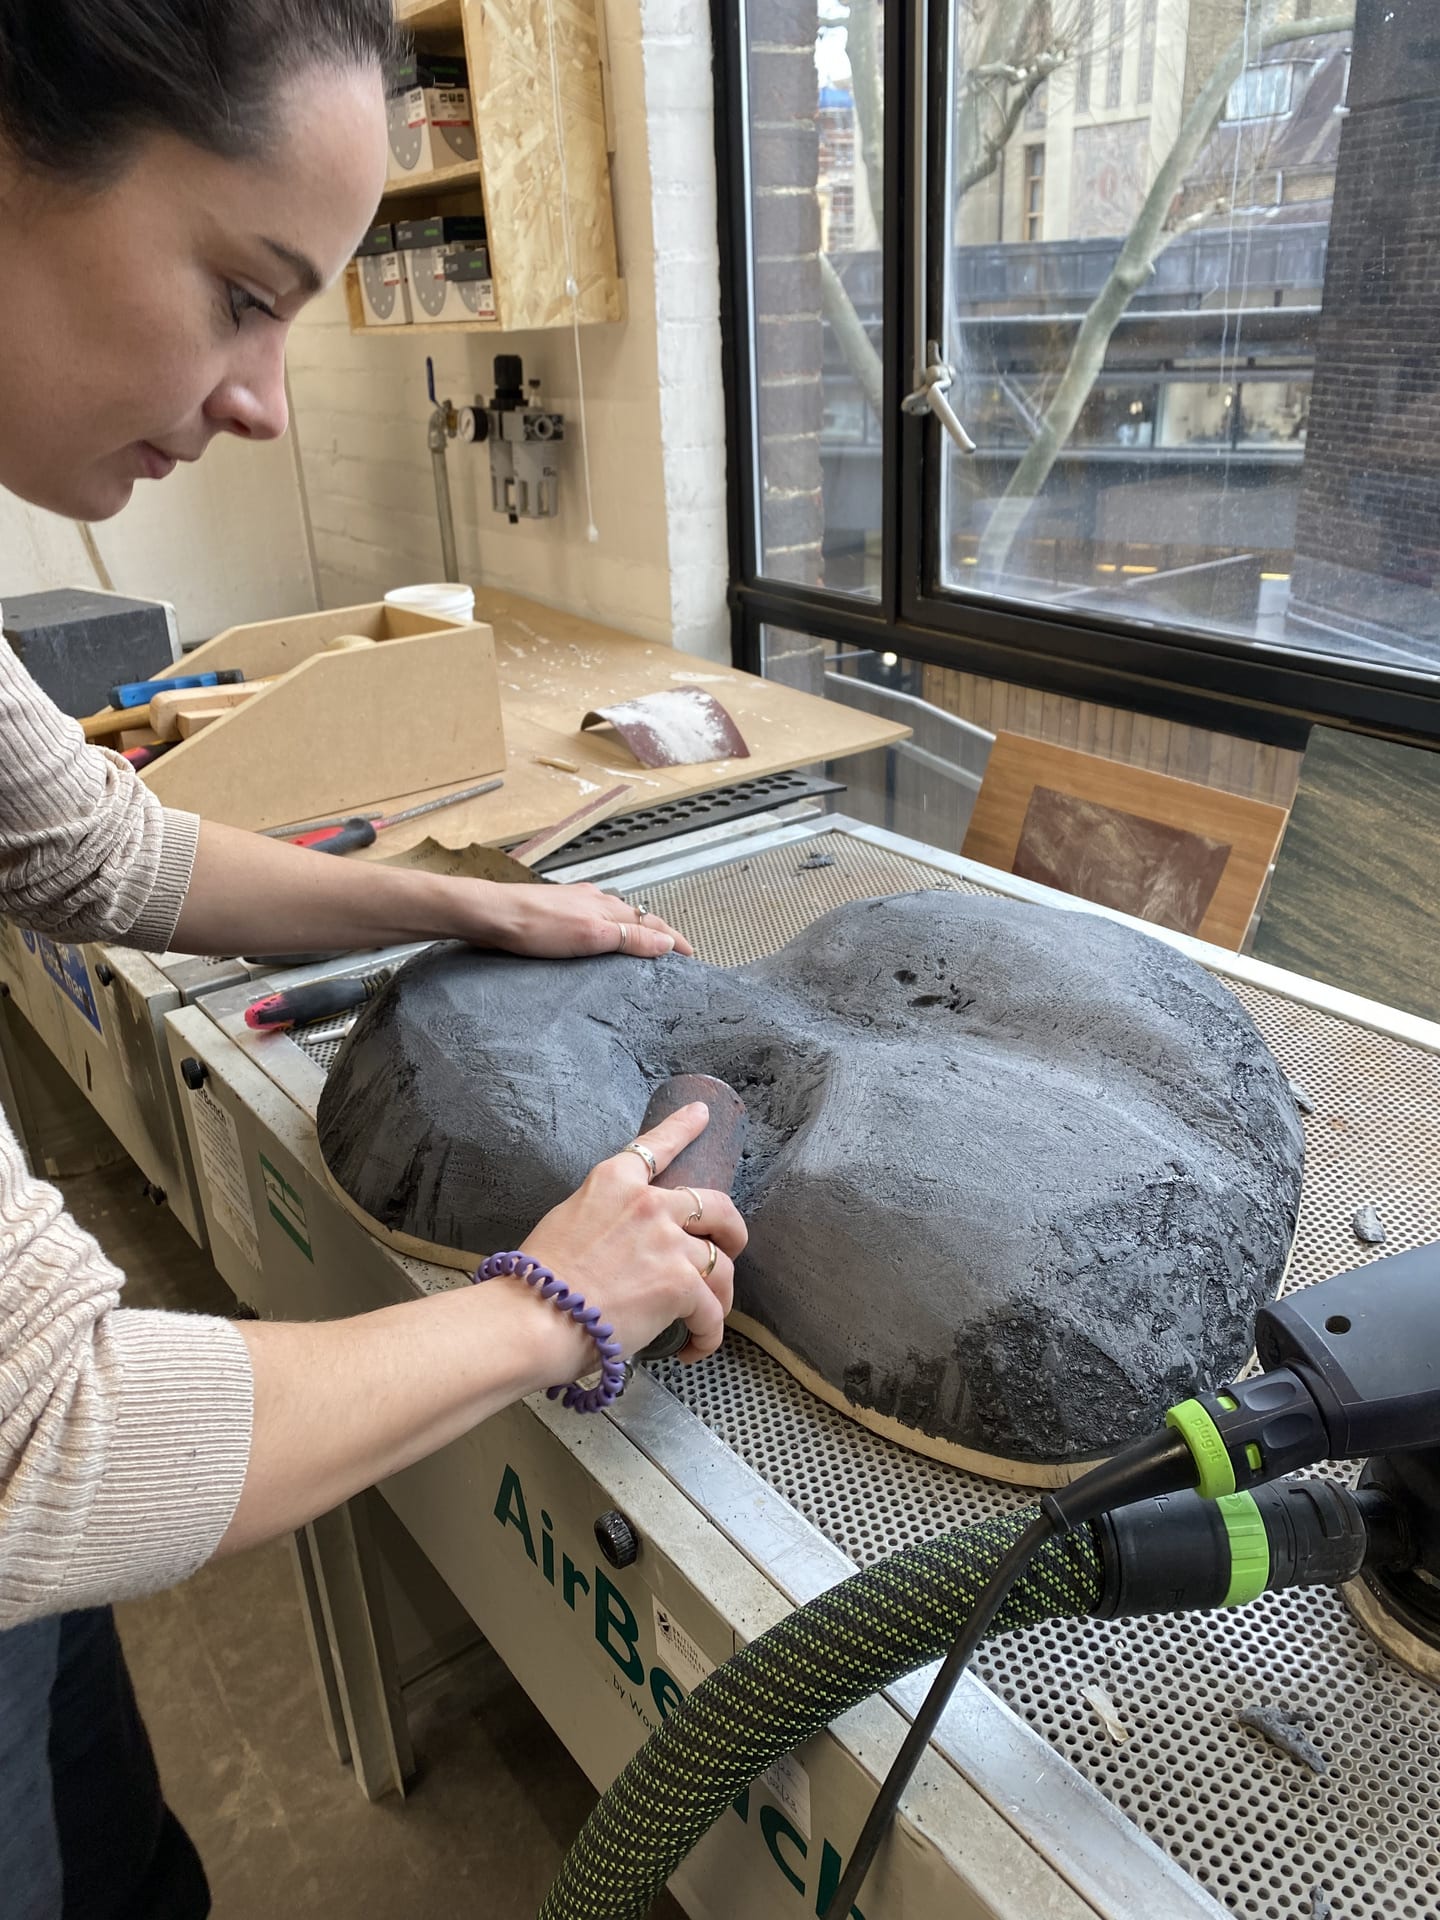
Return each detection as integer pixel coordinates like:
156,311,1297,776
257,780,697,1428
476,880,694,960
520,1102,746,1365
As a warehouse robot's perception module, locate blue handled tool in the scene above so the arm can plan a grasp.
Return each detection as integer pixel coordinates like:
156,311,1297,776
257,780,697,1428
110,669,245,709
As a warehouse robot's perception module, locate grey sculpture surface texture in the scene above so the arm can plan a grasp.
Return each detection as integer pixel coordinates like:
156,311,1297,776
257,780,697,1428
317,892,1304,1465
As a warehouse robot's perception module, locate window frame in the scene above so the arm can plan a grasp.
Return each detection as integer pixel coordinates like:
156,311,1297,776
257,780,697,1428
712,0,1440,750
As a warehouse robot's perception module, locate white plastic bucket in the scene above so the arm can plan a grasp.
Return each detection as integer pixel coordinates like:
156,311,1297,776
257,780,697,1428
384,582,476,624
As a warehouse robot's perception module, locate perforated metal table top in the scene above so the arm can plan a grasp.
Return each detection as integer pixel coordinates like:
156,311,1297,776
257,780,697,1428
629,828,1440,1920
285,821,1440,1920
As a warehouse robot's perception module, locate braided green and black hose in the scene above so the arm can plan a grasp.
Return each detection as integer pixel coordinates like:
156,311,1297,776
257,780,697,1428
540,1508,1104,1920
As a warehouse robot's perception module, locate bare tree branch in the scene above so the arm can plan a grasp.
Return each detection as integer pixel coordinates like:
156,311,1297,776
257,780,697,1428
820,253,884,415
824,0,1072,425
977,9,1355,582
955,46,1066,200
848,0,884,229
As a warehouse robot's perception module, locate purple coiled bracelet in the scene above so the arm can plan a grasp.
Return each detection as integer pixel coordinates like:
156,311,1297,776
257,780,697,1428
472,1251,627,1412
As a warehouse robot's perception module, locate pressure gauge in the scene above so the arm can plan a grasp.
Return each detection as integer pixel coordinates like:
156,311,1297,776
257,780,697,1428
457,405,487,444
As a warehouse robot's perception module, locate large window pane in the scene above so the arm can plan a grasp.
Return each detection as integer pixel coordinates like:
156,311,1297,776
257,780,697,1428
747,0,884,596
941,6,1439,674
759,627,994,848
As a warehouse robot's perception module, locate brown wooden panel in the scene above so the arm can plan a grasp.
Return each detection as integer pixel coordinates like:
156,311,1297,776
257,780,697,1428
961,732,1290,950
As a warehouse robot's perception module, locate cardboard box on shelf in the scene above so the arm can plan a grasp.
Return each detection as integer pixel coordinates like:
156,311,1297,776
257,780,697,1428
440,246,496,322
353,221,412,327
386,84,477,181
397,215,491,324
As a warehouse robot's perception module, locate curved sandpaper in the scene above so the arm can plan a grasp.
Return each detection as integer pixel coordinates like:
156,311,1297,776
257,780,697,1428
316,892,1304,1480
637,1073,747,1362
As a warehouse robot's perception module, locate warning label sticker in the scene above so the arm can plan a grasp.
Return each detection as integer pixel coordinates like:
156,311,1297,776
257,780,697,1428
191,1086,260,1268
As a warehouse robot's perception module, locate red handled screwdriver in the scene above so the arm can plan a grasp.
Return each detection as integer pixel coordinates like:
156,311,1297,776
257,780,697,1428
244,967,394,1032
282,776,505,855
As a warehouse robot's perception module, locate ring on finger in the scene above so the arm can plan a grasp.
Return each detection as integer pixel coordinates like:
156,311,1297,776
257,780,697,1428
701,1238,718,1279
621,1141,658,1180
634,900,647,923
617,922,631,952
680,1186,704,1227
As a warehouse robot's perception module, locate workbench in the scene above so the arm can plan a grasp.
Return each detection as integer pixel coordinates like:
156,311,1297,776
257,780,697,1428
0,599,903,1247
347,588,908,857
159,814,1440,1920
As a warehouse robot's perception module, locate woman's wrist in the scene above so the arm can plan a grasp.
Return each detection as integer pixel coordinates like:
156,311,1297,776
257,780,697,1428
482,1268,594,1393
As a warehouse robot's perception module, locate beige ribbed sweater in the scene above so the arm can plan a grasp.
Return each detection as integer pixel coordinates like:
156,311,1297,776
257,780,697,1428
0,637,254,1627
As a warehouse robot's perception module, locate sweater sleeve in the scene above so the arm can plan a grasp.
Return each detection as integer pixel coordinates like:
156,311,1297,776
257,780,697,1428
0,637,251,1624
0,1120,255,1627
0,641,199,950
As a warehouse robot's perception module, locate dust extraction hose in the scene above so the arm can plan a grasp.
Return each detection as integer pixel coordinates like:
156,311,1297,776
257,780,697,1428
538,1508,1103,1920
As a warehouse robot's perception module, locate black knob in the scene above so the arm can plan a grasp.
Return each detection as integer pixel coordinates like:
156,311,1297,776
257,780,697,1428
140,1182,167,1208
94,964,115,987
180,1057,208,1090
493,353,525,409
594,1510,640,1569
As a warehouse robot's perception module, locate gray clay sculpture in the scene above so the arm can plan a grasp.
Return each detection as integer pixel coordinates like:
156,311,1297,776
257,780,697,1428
317,891,1304,1478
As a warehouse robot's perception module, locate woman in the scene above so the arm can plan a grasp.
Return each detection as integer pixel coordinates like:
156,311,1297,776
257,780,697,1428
0,5,746,1913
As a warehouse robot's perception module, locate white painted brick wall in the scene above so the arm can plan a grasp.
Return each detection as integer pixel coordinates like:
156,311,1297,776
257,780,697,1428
286,0,728,658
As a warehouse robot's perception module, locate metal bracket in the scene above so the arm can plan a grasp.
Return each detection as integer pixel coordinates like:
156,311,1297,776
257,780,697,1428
903,342,977,454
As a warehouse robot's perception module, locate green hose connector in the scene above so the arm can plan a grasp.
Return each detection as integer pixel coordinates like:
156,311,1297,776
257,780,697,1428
539,1510,1103,1920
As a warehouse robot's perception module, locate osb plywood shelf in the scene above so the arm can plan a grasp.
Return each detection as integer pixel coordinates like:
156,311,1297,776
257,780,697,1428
378,157,483,200
396,0,464,25
357,0,624,338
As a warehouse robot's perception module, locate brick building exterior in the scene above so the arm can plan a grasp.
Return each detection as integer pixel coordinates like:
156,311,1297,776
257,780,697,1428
749,0,827,591
1288,0,1440,655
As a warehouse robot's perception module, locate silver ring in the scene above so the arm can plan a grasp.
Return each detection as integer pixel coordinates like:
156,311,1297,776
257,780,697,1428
617,922,630,952
702,1238,719,1279
680,1186,704,1226
634,901,647,923
621,1141,657,1180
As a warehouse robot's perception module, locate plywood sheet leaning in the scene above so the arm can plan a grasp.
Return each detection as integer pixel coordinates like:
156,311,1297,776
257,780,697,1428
469,0,623,328
962,732,1290,951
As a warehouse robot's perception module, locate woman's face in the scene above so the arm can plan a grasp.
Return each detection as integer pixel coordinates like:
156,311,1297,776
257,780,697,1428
0,66,387,521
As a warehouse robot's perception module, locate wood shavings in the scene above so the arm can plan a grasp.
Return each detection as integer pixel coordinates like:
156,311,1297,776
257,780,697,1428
1081,1682,1131,1745
1236,1704,1328,1775
536,756,581,774
796,853,835,872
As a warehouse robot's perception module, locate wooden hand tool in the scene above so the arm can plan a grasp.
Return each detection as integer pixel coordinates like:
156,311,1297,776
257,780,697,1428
149,680,272,740
83,677,273,742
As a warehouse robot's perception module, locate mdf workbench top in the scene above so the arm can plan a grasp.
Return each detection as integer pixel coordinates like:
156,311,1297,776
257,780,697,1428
354,589,909,855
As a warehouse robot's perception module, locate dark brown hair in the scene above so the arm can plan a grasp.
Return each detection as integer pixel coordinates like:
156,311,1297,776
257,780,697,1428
0,0,398,177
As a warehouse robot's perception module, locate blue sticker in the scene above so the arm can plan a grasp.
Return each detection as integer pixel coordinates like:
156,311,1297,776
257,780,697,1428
30,935,104,1036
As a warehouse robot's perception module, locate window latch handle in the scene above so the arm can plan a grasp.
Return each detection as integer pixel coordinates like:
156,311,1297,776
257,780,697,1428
902,344,976,454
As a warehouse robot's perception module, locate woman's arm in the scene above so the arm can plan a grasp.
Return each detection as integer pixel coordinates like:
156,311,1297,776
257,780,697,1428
0,636,196,946
1,1103,743,1622
221,1102,745,1551
0,648,690,960
173,819,691,960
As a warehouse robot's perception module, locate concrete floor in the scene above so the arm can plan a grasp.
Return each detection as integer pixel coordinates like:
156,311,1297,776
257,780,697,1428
64,1158,684,1919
